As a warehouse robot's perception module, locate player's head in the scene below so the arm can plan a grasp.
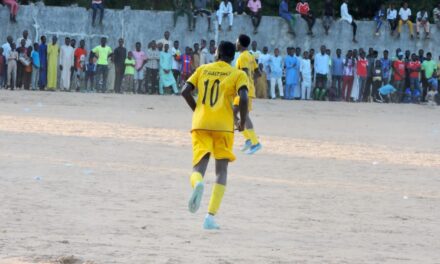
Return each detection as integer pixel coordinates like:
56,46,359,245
236,34,251,51
216,41,236,64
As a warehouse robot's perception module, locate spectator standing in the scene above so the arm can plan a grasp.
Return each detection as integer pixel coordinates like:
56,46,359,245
171,40,182,85
206,46,216,63
279,0,295,36
380,50,391,84
387,3,398,35
146,41,160,94
193,0,212,32
16,30,32,49
296,0,315,36
92,37,113,93
0,47,4,88
173,0,193,31
38,36,47,90
331,48,343,100
416,9,430,39
342,50,355,102
374,5,386,36
3,0,18,22
392,52,405,101
31,43,40,91
22,47,32,90
249,41,261,62
159,44,178,95
73,40,87,92
314,45,330,100
85,57,96,92
284,47,298,100
91,0,104,27
47,36,59,91
421,52,438,92
340,0,357,43
407,53,421,93
157,31,172,47
371,60,383,100
199,39,209,66
247,0,262,34
123,51,135,93
322,0,333,35
397,2,414,39
112,38,126,93
16,39,28,89
192,43,200,70
294,47,302,98
132,42,147,94
300,50,312,100
179,47,193,86
7,43,18,90
434,3,440,28
268,48,284,99
59,37,74,91
217,0,234,31
2,36,13,89
356,51,368,102
258,47,271,90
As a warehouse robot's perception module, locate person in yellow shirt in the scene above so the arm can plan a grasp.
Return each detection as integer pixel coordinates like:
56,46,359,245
181,41,249,230
234,34,262,155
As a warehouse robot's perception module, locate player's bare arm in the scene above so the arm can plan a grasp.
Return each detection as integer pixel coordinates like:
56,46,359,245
181,82,196,111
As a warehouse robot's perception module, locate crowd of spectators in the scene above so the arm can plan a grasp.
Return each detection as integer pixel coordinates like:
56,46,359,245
1,29,439,104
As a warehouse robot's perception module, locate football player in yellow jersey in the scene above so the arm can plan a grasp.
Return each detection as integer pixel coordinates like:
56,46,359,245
234,34,262,155
181,41,249,230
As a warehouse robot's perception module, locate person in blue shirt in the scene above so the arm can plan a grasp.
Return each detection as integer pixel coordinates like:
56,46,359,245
284,47,298,100
375,5,386,36
331,48,344,100
380,50,391,85
31,43,40,90
269,48,284,99
38,36,47,90
85,56,96,92
279,0,295,36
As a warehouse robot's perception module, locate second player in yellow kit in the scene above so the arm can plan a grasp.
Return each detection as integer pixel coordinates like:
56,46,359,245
234,34,262,155
181,41,249,230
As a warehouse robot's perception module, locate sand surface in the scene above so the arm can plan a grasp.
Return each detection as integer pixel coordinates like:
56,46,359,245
0,90,439,264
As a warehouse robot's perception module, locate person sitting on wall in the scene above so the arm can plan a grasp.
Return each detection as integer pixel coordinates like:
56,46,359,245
2,0,19,23
174,0,193,31
247,0,262,34
279,0,296,36
217,0,234,31
91,0,105,27
296,0,315,36
192,0,212,32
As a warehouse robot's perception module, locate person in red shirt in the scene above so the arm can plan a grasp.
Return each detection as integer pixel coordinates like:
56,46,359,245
74,40,87,91
406,53,421,92
179,47,192,87
356,51,368,102
296,0,315,36
392,52,406,101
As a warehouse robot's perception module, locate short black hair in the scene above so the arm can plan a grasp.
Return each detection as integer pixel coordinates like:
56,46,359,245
218,41,235,62
238,34,251,48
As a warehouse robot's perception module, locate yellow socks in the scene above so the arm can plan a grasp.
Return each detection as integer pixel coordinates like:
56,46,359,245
190,172,203,188
247,129,259,145
242,129,250,140
208,184,226,215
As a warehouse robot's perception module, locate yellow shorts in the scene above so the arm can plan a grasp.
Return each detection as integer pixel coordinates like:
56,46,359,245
192,130,235,167
233,96,253,111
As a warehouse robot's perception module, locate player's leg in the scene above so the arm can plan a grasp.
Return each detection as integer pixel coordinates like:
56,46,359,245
244,99,262,155
204,159,228,230
234,97,252,151
188,153,209,214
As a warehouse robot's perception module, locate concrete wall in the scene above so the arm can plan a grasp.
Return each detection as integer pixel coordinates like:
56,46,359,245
1,3,439,56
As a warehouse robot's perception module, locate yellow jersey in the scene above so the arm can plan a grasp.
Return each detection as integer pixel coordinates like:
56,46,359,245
188,61,248,133
236,50,258,98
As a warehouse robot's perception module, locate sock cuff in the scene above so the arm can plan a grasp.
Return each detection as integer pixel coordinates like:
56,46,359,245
190,172,203,189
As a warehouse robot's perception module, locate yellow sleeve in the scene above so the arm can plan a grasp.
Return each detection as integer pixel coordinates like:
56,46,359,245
187,66,202,89
236,56,243,70
235,71,249,94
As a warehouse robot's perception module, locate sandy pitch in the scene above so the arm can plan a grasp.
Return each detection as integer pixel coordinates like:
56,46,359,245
0,91,439,264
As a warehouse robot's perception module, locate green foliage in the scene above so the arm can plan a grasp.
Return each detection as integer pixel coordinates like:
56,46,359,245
30,0,440,18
